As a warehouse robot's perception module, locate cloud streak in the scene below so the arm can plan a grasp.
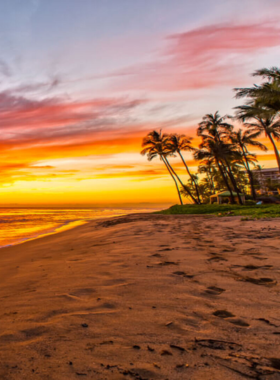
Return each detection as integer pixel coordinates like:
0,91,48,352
110,23,280,91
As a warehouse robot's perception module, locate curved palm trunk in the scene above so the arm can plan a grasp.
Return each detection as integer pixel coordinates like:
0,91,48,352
267,133,280,173
215,158,236,204
161,156,183,205
223,158,243,205
178,150,201,204
165,157,198,204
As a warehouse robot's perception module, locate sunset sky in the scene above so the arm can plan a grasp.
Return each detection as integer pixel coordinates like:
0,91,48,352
1,0,280,205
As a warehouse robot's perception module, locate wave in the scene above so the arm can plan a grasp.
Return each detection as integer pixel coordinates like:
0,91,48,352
0,219,88,249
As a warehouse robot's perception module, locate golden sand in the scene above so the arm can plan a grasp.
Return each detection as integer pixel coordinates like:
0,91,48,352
0,214,280,379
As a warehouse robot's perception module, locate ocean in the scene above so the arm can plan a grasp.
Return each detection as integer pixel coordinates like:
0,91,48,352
0,206,162,248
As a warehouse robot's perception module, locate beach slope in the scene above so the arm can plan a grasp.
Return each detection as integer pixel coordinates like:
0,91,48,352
0,214,280,379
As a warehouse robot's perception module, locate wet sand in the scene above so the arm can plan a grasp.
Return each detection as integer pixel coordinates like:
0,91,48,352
0,214,280,379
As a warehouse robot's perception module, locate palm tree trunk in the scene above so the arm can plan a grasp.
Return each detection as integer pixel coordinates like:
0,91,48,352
161,156,183,205
206,172,213,192
223,158,243,204
215,158,236,204
241,149,256,200
165,157,198,204
207,167,216,192
248,169,256,199
267,133,280,173
244,161,256,200
178,150,201,204
209,169,216,192
215,133,242,203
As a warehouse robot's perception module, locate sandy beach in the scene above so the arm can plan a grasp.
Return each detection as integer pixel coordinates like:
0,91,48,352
0,214,280,380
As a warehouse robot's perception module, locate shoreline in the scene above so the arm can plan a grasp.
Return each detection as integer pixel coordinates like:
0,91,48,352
0,208,163,250
0,212,216,250
0,219,88,249
0,213,280,379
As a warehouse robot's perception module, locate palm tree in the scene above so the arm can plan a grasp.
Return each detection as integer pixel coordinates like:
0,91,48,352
234,103,280,172
198,111,233,140
165,133,201,204
194,136,237,204
234,67,280,173
229,129,267,199
141,130,183,205
198,112,244,204
235,67,280,113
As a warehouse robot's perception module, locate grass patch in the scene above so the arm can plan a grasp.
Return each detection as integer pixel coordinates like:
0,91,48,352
155,204,280,218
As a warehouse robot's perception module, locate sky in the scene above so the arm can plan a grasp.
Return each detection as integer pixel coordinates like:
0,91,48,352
0,0,280,205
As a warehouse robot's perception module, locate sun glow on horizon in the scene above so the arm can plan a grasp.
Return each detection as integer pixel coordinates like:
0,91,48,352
0,1,280,205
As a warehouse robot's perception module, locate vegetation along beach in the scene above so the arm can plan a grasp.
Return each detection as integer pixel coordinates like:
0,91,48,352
1,1,280,379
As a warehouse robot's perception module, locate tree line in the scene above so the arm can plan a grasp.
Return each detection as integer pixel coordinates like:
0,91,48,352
141,67,280,205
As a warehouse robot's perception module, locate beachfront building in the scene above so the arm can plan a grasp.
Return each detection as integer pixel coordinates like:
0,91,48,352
210,191,246,204
253,168,280,194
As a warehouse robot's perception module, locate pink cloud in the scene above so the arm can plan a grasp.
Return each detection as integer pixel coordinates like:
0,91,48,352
110,23,280,91
0,91,145,131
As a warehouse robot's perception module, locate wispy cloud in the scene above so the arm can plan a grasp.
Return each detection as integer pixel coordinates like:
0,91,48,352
110,23,280,91
0,91,146,143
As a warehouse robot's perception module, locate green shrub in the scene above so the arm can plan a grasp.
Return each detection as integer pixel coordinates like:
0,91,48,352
155,204,280,218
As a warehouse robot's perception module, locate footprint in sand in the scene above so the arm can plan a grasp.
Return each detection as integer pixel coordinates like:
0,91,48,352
239,277,277,286
213,310,250,327
227,318,250,327
242,264,273,271
150,253,162,258
205,286,225,295
242,248,261,256
157,261,179,266
213,310,235,318
207,256,228,262
253,256,268,260
173,271,194,278
257,318,278,327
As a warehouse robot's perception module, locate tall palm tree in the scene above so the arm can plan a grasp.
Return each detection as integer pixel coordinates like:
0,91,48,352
198,112,244,204
235,67,280,173
229,129,267,199
194,136,237,204
165,133,201,204
234,103,280,172
141,130,183,205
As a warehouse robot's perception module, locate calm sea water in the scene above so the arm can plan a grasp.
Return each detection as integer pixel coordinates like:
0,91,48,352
0,206,162,248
